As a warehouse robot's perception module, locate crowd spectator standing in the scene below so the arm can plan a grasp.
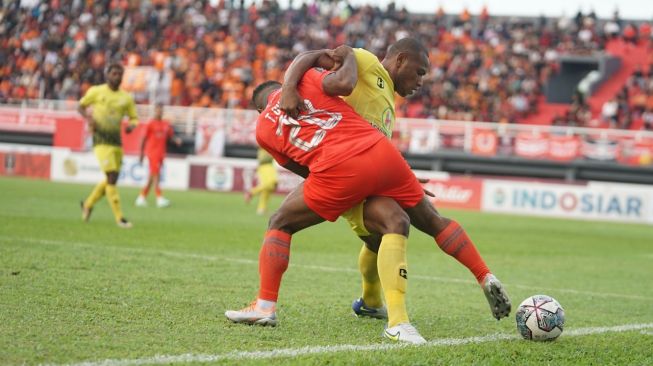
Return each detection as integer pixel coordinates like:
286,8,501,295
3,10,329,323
0,1,651,128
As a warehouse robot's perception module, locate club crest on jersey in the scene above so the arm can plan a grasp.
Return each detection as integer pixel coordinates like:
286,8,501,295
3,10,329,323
381,107,394,132
377,77,384,89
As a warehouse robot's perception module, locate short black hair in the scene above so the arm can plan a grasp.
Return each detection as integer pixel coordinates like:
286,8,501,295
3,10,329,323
106,62,124,73
386,37,428,58
252,80,282,110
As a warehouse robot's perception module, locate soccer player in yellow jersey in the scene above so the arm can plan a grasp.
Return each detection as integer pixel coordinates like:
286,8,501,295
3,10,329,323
279,38,511,340
245,147,279,215
78,63,138,228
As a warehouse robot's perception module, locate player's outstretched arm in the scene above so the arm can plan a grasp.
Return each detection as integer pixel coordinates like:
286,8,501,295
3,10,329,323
322,46,357,97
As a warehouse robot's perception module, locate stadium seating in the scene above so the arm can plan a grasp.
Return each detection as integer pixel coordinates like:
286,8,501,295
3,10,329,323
0,1,650,131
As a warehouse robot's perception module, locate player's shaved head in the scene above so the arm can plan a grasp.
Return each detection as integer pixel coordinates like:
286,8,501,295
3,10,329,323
386,37,428,59
382,37,430,97
253,80,282,112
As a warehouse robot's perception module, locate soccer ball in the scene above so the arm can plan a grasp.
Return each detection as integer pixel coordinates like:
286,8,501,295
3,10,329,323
515,295,565,341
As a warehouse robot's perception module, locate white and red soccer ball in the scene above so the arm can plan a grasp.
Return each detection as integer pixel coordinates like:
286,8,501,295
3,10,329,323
516,295,565,341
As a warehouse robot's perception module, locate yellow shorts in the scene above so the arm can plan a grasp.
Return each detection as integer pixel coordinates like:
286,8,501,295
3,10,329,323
93,144,123,173
341,200,370,237
257,163,278,190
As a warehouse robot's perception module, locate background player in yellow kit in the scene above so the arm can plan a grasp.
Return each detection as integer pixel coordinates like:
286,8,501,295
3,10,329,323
78,63,138,228
245,147,279,215
280,38,511,328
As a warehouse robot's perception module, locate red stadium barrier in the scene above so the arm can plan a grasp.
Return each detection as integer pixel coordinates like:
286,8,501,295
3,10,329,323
0,150,51,179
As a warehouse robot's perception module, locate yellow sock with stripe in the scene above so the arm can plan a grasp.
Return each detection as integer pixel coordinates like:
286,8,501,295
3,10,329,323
377,233,409,327
84,180,107,209
358,244,383,308
105,184,124,222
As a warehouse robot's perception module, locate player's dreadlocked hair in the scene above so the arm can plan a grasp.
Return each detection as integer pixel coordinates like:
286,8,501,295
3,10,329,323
252,80,282,110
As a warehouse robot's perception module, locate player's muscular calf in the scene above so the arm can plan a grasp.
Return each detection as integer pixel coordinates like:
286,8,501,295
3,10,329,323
404,196,451,236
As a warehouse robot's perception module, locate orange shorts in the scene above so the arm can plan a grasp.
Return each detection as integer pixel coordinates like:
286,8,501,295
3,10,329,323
147,155,164,175
303,139,423,221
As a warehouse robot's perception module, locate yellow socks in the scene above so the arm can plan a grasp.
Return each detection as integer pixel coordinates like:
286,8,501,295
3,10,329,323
378,233,409,327
358,244,383,308
84,180,107,209
257,189,271,214
105,184,124,222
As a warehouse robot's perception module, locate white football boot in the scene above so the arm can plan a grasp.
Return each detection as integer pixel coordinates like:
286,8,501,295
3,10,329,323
135,195,147,207
482,273,511,320
156,196,171,208
225,302,277,326
383,323,426,344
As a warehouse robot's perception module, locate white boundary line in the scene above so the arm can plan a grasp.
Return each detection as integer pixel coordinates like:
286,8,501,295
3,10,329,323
41,323,653,366
2,235,653,301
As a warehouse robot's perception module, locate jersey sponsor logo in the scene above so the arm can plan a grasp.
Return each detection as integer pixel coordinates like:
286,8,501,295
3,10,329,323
377,77,384,89
399,268,407,279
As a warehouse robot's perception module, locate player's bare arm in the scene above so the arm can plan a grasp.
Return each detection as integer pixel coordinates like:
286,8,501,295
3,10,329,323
280,47,353,117
77,105,96,132
139,134,146,164
125,124,136,133
321,46,357,97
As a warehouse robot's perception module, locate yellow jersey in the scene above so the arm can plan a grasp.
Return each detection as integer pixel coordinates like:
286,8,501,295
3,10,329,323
257,147,274,166
343,48,395,138
79,84,138,146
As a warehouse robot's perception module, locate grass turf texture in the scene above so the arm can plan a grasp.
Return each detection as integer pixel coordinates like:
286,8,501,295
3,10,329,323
1,176,652,365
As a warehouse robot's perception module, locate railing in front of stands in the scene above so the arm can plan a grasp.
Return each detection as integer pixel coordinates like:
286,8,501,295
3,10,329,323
1,99,652,165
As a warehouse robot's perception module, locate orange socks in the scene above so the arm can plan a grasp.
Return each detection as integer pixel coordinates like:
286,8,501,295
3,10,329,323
435,220,490,283
258,229,292,301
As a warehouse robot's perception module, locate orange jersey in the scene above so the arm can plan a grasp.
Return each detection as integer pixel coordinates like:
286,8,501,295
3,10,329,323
144,119,174,158
256,68,385,173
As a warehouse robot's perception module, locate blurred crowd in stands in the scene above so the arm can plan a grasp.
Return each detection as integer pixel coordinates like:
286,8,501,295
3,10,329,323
1,0,652,129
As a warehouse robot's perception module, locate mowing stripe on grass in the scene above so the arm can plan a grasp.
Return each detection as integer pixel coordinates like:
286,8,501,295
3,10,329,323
42,323,653,366
3,235,652,301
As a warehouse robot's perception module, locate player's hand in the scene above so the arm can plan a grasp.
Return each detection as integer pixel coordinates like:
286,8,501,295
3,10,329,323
175,137,183,147
328,45,354,70
87,118,96,132
280,88,304,119
417,177,435,197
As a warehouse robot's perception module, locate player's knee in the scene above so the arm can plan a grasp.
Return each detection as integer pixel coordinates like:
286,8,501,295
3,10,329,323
381,210,410,236
106,172,119,185
434,216,452,234
268,210,297,234
268,211,284,230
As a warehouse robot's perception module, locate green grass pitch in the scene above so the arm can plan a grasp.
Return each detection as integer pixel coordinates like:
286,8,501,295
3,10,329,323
1,177,652,365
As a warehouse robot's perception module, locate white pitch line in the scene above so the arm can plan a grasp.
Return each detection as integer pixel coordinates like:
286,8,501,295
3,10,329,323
41,323,653,366
3,235,652,301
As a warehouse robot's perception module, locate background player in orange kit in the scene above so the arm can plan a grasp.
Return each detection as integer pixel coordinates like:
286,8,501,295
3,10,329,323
135,103,182,208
